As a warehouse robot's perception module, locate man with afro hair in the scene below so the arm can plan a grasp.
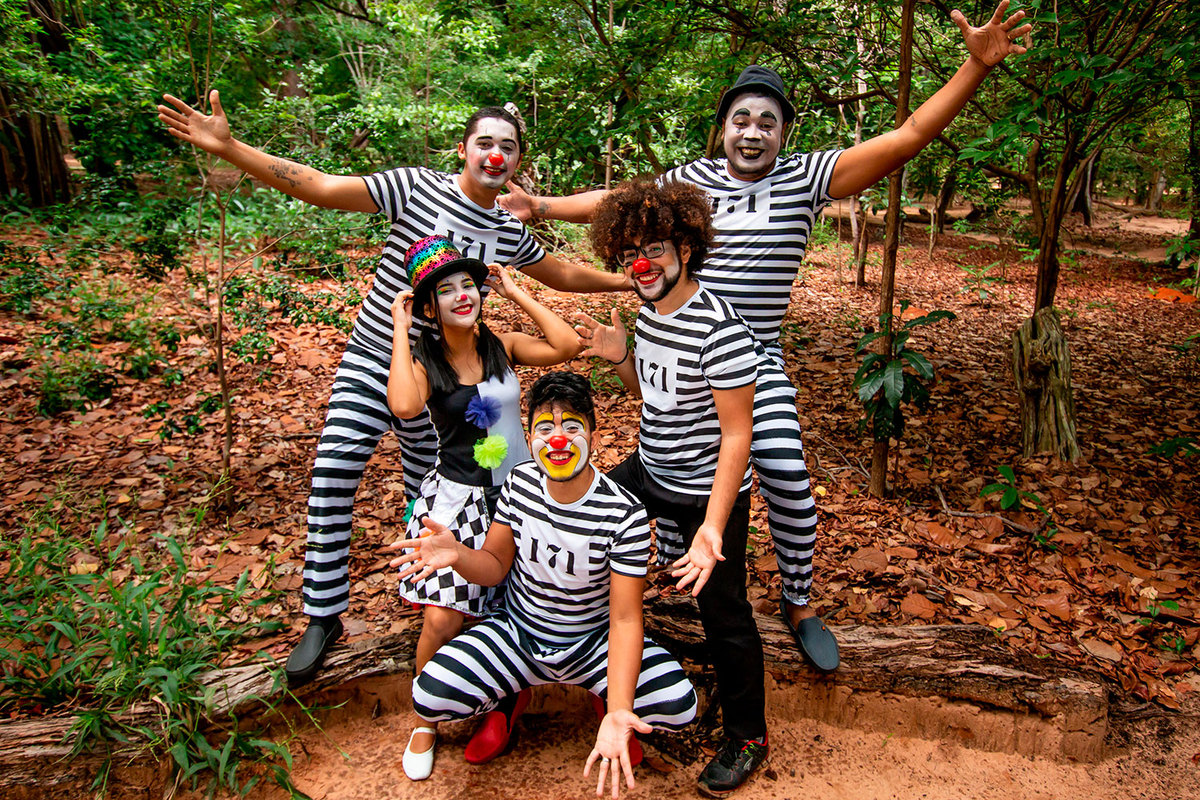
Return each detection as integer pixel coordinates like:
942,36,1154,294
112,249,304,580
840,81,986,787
578,177,781,796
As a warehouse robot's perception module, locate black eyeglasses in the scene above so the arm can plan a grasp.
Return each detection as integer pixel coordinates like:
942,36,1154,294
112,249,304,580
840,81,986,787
617,240,667,267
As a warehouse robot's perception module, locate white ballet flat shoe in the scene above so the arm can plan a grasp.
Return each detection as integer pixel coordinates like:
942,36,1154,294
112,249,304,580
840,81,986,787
403,726,437,781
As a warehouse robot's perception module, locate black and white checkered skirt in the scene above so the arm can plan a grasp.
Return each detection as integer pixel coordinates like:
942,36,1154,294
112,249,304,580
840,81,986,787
398,470,499,617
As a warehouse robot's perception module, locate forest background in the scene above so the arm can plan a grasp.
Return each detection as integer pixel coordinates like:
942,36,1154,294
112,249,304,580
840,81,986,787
1,1,1199,797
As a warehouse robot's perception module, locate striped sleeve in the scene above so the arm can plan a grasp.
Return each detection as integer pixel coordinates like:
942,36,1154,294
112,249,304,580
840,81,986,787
701,317,758,390
607,503,651,578
361,167,414,221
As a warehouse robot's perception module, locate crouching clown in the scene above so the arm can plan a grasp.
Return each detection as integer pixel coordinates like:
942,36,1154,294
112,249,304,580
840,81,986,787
388,371,697,796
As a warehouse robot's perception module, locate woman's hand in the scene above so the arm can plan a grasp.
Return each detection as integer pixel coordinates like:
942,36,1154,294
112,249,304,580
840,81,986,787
485,263,520,301
391,291,415,333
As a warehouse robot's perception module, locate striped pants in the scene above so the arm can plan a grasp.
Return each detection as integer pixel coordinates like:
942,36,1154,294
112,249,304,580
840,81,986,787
302,344,437,617
413,616,697,730
655,354,819,606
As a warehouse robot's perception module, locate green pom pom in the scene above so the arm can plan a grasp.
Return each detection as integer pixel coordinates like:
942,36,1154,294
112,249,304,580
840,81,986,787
473,434,508,470
401,497,416,525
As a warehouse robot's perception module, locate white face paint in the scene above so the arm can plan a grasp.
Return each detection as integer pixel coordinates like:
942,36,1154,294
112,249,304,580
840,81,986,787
529,408,591,482
459,118,521,191
721,93,783,182
432,271,481,330
623,239,683,304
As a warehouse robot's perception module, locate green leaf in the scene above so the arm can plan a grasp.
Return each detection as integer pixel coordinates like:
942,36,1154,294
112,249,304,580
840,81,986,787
901,350,933,380
998,465,1017,484
1001,487,1019,509
882,359,904,407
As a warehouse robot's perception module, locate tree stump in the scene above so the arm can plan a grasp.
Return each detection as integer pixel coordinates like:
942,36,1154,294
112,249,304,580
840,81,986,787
1012,307,1081,461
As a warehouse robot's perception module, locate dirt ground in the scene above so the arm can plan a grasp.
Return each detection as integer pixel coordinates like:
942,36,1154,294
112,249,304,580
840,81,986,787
86,677,1199,800
2,200,1198,799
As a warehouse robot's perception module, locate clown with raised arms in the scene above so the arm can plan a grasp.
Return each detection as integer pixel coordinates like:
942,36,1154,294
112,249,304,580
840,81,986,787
390,371,697,795
502,2,1033,676
155,96,628,687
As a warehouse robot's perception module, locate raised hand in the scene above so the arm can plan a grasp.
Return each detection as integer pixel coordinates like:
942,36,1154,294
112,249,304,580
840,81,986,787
157,89,233,155
584,710,653,799
574,308,628,364
391,291,415,333
386,516,459,581
954,1,1033,68
485,263,520,300
671,521,725,596
498,180,534,222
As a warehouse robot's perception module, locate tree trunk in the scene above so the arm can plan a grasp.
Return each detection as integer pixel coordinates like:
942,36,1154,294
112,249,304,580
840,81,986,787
1147,169,1165,212
935,167,957,234
0,88,71,207
870,0,914,498
854,202,868,285
1069,153,1095,226
1034,138,1076,311
1189,87,1200,240
0,605,1118,788
1011,307,1080,461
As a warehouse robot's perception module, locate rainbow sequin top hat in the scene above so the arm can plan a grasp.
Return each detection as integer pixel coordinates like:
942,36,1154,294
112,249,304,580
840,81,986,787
404,235,488,320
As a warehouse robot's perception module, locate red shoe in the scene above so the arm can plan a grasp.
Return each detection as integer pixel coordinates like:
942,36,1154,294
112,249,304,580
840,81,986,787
587,693,643,768
464,688,530,765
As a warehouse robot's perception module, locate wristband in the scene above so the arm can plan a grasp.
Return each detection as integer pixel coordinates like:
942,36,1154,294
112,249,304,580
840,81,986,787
610,348,630,366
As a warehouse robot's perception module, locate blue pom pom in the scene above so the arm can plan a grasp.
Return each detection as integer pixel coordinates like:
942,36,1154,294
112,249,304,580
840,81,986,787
465,394,503,429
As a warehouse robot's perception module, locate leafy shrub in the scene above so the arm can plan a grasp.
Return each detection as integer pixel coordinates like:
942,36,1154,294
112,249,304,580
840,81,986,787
35,355,116,416
0,513,295,795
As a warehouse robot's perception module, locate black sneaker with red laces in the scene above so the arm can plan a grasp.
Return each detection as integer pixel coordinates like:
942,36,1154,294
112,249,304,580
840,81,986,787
696,734,769,797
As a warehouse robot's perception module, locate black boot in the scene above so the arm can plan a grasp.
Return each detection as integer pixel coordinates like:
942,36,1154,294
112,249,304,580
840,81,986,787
284,615,343,688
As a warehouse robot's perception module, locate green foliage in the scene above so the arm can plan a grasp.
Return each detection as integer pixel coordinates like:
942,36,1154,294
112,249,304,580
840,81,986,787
1138,599,1187,654
0,241,72,312
34,354,116,416
129,198,189,280
0,505,300,795
980,465,1058,550
1149,436,1199,459
222,271,351,365
959,260,1005,302
851,302,955,443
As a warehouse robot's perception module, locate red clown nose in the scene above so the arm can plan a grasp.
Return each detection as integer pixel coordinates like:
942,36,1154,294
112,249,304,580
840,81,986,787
487,152,505,166
632,258,652,274
547,434,569,450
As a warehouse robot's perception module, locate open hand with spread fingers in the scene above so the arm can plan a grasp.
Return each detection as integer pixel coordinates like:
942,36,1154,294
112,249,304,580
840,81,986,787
574,308,628,364
386,516,459,582
157,90,234,155
954,0,1033,68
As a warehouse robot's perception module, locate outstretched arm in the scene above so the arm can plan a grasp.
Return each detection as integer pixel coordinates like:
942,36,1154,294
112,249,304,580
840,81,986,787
387,516,517,587
583,572,653,798
499,181,608,224
827,1,1032,200
523,253,632,294
157,89,376,212
489,264,583,366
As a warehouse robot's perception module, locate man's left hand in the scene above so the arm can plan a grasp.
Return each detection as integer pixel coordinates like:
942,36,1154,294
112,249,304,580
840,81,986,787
954,1,1033,68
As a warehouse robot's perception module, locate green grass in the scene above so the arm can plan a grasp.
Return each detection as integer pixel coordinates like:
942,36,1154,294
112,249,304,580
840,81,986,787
0,498,305,797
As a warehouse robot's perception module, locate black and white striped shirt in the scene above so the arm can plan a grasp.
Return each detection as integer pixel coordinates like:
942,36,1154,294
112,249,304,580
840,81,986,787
494,462,651,647
350,167,546,356
635,287,758,496
662,150,842,350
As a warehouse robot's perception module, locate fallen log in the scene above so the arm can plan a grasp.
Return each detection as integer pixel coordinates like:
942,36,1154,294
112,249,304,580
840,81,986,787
0,603,1115,789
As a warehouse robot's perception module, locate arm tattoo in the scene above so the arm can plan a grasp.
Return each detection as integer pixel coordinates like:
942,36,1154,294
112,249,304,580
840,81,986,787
268,158,302,189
